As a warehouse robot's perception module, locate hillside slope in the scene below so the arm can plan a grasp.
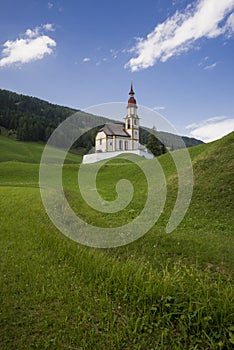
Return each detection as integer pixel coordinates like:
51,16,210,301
0,135,81,163
0,132,233,349
68,132,234,267
0,89,109,146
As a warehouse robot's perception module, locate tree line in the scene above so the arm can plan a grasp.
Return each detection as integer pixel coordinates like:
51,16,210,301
0,89,108,152
0,89,76,142
0,89,202,155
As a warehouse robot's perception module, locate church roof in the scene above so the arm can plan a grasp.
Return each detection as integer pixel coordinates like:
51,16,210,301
128,83,136,105
99,123,130,137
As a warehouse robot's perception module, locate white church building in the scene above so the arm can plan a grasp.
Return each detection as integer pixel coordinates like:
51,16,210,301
82,84,154,164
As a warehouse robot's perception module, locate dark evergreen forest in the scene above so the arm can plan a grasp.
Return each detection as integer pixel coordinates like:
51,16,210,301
0,89,203,153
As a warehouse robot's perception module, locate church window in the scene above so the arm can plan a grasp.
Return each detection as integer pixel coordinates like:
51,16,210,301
127,119,130,128
125,141,128,150
100,139,102,145
119,140,122,150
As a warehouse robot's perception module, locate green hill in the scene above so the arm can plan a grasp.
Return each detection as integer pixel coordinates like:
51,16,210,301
0,133,233,349
0,134,81,164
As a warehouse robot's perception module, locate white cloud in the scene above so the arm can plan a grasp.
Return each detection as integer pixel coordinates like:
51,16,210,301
25,24,54,38
25,28,39,38
110,48,119,59
204,62,218,70
186,116,234,142
224,12,234,36
0,24,56,67
48,2,53,9
126,0,234,71
198,55,209,66
198,56,218,70
83,57,91,63
153,106,166,111
43,23,55,31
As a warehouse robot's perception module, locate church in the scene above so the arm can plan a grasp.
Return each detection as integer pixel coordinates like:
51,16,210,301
82,84,154,164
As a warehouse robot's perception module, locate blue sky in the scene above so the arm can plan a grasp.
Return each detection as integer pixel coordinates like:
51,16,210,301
0,0,234,141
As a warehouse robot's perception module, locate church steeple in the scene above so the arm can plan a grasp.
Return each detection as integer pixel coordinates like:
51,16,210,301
125,83,139,150
128,83,137,106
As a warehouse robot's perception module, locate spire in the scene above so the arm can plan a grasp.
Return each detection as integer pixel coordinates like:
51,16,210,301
129,82,135,96
128,82,136,105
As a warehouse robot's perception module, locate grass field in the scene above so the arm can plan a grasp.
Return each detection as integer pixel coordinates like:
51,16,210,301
0,135,82,164
0,133,234,349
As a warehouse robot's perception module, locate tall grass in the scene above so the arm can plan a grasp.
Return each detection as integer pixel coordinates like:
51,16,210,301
0,133,234,349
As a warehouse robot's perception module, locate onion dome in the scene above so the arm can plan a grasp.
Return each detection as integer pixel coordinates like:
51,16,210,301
128,83,136,105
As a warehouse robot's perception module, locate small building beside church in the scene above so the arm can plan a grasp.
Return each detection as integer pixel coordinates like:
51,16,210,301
82,84,154,164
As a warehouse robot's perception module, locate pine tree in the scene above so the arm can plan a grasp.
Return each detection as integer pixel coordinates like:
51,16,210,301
147,133,167,156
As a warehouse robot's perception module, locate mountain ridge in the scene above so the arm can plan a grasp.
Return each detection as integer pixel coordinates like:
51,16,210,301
0,88,203,152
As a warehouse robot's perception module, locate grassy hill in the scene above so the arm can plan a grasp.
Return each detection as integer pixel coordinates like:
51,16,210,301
0,132,233,349
0,134,82,164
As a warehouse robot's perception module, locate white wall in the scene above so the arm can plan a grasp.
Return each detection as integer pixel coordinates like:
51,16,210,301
107,138,114,151
115,138,130,151
95,132,139,153
83,149,154,164
95,131,107,152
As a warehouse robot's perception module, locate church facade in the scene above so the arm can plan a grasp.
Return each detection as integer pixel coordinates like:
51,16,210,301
82,85,153,164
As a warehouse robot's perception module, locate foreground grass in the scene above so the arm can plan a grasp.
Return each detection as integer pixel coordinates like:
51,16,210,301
0,133,234,349
1,187,233,349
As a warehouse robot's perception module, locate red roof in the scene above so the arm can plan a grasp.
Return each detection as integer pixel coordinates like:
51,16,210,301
128,96,136,104
128,83,136,105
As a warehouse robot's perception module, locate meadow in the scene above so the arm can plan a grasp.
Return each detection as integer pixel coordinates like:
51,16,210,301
0,133,234,349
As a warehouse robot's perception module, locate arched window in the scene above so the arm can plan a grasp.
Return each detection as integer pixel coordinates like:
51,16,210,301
127,119,131,129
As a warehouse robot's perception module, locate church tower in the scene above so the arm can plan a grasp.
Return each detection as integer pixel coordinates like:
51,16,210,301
125,83,139,150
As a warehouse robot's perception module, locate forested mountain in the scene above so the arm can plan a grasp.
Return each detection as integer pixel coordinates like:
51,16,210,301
155,131,203,150
0,89,109,150
0,89,203,152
